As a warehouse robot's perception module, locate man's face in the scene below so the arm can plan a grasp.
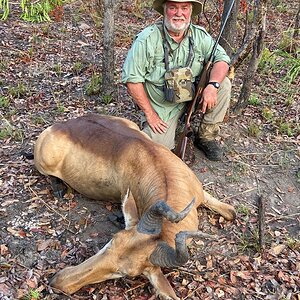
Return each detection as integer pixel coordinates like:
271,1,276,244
164,1,192,33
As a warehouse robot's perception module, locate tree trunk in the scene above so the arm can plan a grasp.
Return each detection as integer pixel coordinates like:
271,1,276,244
230,0,263,70
292,1,300,51
233,1,267,113
101,0,116,99
220,0,240,57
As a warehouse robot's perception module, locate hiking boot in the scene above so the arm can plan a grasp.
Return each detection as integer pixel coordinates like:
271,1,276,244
194,138,223,161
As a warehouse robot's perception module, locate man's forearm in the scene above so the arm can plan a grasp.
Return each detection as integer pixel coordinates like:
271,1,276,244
209,61,229,83
200,61,230,113
126,82,156,117
126,82,168,134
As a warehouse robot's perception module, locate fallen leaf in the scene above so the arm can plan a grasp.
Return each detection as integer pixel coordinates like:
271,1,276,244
272,244,286,255
1,199,19,207
37,239,53,251
0,245,9,256
230,271,237,284
206,255,213,268
235,271,252,280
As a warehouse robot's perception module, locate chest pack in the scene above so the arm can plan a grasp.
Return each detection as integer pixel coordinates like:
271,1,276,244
157,22,195,103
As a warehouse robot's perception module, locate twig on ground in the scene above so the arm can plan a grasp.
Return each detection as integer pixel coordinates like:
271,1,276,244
222,187,257,201
257,194,266,250
266,212,300,223
271,206,282,215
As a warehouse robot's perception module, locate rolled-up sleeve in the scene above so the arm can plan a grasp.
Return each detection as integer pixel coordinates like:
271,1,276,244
213,44,231,64
122,39,148,83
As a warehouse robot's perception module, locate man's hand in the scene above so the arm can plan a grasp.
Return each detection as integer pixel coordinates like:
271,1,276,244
201,84,218,113
145,111,168,134
200,61,229,113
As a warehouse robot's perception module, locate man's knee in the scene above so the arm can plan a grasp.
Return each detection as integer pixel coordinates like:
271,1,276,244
219,77,231,99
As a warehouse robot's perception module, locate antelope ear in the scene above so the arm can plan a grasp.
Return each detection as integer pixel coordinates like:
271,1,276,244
143,266,179,300
121,188,139,229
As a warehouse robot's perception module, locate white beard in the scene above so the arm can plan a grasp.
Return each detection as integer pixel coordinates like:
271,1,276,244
164,17,190,33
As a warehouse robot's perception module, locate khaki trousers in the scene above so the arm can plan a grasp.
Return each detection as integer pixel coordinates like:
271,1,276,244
142,77,231,149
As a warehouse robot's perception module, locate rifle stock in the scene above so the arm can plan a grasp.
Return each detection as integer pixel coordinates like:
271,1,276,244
174,62,211,159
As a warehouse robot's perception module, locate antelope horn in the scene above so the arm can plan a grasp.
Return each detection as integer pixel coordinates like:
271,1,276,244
137,198,195,235
149,231,217,268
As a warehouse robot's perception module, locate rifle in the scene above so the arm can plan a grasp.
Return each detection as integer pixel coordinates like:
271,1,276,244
174,0,235,161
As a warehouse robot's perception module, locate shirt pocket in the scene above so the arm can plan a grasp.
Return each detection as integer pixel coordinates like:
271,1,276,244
147,53,166,85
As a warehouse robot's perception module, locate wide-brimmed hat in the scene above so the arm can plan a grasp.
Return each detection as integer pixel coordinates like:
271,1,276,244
153,0,202,16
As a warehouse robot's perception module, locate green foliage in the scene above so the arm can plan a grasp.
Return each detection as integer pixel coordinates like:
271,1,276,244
85,73,102,96
283,58,300,84
56,101,65,113
0,95,10,108
8,82,28,98
258,48,277,73
258,47,299,84
286,236,300,250
0,0,64,22
248,121,261,137
284,94,294,107
261,107,274,121
72,61,84,75
278,121,293,137
21,289,40,300
0,0,9,20
31,115,46,125
236,204,251,217
102,94,113,104
52,63,62,76
278,29,298,52
0,119,23,141
275,2,288,13
248,94,261,106
237,229,261,253
21,0,52,22
0,59,7,71
274,49,300,84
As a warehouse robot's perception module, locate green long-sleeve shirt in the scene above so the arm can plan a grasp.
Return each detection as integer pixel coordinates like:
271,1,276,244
122,23,230,122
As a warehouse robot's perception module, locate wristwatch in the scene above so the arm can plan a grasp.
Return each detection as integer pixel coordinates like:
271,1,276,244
208,81,220,89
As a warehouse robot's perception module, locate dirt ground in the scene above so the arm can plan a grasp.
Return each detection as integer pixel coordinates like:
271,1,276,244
0,1,299,299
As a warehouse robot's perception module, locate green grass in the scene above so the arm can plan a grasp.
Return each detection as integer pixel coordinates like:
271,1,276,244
278,122,293,137
56,101,65,113
0,119,24,141
102,94,113,104
0,96,10,108
248,94,261,106
286,236,300,250
248,122,261,137
8,82,28,98
237,229,261,253
21,288,40,300
258,48,278,74
261,107,274,121
85,73,102,96
31,115,47,125
72,61,84,75
236,204,252,217
52,63,62,76
259,48,299,85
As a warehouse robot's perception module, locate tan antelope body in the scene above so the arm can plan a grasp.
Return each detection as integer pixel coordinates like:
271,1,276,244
34,114,235,299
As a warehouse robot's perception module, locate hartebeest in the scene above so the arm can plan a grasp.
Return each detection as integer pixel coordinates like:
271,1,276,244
34,114,235,299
